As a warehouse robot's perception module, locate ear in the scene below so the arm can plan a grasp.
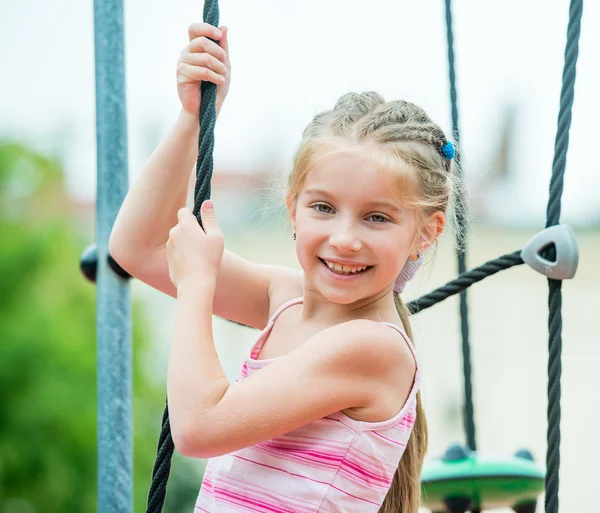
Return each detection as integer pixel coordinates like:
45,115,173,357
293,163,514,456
286,196,296,231
419,211,446,252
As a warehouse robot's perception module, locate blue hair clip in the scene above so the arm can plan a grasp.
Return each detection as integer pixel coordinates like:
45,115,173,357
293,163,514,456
441,141,455,160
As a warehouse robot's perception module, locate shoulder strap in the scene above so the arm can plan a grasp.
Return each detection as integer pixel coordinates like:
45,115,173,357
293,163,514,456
379,322,419,371
267,297,303,326
249,297,303,361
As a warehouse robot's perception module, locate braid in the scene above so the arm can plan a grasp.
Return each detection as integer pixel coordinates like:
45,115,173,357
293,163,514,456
368,124,445,147
301,111,331,139
329,92,385,136
358,101,446,148
301,93,450,154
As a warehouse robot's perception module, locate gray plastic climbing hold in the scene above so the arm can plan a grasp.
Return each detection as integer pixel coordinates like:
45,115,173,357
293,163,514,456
514,449,535,461
521,224,579,280
443,443,470,462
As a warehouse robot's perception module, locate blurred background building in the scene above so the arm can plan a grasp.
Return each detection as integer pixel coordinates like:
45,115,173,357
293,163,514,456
1,0,598,511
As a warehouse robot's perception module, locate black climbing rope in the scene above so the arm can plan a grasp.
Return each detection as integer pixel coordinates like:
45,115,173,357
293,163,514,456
411,2,583,512
192,0,220,222
145,1,220,511
406,251,524,314
543,2,583,512
443,0,477,455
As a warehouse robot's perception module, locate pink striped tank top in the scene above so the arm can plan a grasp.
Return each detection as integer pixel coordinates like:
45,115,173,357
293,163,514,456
195,297,421,512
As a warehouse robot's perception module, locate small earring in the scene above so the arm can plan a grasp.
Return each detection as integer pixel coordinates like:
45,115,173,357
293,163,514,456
293,233,296,241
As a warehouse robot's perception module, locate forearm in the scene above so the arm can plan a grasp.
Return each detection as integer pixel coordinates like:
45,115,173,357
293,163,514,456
167,277,229,438
109,109,200,260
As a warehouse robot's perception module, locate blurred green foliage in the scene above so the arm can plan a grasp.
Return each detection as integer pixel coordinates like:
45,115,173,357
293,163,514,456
0,142,202,512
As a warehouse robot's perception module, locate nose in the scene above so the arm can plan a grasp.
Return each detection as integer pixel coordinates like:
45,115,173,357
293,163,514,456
329,219,362,253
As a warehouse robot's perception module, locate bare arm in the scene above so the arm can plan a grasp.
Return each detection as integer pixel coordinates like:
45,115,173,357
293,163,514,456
109,109,200,256
169,275,415,458
109,23,301,328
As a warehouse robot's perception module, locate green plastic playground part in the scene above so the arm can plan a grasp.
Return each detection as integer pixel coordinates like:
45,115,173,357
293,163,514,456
421,447,545,513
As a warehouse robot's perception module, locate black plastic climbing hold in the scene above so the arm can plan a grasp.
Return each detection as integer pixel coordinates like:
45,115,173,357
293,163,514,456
512,501,537,513
443,495,471,513
108,252,131,279
80,243,131,283
80,244,98,283
443,443,470,462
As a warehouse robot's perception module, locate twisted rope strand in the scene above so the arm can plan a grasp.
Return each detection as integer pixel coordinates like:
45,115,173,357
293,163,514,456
145,1,220,511
444,0,476,453
544,2,583,512
407,252,524,314
146,402,174,511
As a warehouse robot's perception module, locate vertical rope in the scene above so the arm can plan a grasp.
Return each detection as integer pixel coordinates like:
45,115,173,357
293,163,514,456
193,0,220,222
145,1,220,511
544,2,583,512
444,0,477,454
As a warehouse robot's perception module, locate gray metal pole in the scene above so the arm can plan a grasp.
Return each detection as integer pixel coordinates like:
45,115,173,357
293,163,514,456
93,0,132,511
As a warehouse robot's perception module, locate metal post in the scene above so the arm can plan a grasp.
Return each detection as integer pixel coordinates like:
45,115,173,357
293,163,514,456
93,0,132,511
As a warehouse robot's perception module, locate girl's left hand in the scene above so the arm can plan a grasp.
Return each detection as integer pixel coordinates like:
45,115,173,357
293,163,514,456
166,201,224,289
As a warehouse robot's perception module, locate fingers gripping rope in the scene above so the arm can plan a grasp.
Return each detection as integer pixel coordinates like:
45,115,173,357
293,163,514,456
145,1,220,512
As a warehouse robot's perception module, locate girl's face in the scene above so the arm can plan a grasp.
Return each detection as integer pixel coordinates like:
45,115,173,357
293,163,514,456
290,145,421,305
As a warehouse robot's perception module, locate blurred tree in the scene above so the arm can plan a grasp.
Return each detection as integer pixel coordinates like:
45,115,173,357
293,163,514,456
0,142,202,512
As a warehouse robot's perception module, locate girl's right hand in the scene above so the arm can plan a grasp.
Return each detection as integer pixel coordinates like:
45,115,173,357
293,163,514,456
177,23,231,117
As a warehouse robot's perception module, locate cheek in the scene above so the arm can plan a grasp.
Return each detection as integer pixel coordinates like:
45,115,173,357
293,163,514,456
295,219,321,263
379,242,404,274
296,212,327,244
376,233,413,275
296,229,323,261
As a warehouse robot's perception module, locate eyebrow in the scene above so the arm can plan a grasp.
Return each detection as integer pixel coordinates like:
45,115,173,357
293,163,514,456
303,188,333,197
303,188,402,213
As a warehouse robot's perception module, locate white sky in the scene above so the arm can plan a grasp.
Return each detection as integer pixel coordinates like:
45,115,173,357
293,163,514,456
1,0,599,225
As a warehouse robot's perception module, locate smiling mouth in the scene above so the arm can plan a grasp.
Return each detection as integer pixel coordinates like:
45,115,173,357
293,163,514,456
319,258,373,275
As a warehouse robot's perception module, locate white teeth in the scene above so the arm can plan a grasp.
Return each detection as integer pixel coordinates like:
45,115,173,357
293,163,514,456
323,259,368,274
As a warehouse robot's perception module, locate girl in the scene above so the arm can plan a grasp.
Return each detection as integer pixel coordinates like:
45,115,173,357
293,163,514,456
110,22,458,513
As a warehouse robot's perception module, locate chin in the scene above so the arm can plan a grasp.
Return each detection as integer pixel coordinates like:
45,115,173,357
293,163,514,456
322,290,359,305
312,282,368,305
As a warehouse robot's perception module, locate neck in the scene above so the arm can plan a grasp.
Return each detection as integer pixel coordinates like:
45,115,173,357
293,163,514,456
299,279,399,325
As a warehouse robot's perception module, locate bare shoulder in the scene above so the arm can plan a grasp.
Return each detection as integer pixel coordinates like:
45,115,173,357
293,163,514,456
324,319,416,378
321,320,417,422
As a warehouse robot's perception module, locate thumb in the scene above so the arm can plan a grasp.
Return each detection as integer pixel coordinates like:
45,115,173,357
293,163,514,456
219,26,229,55
201,200,220,233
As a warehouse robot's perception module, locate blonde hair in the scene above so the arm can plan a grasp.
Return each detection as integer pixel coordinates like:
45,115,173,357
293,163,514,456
287,92,462,513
